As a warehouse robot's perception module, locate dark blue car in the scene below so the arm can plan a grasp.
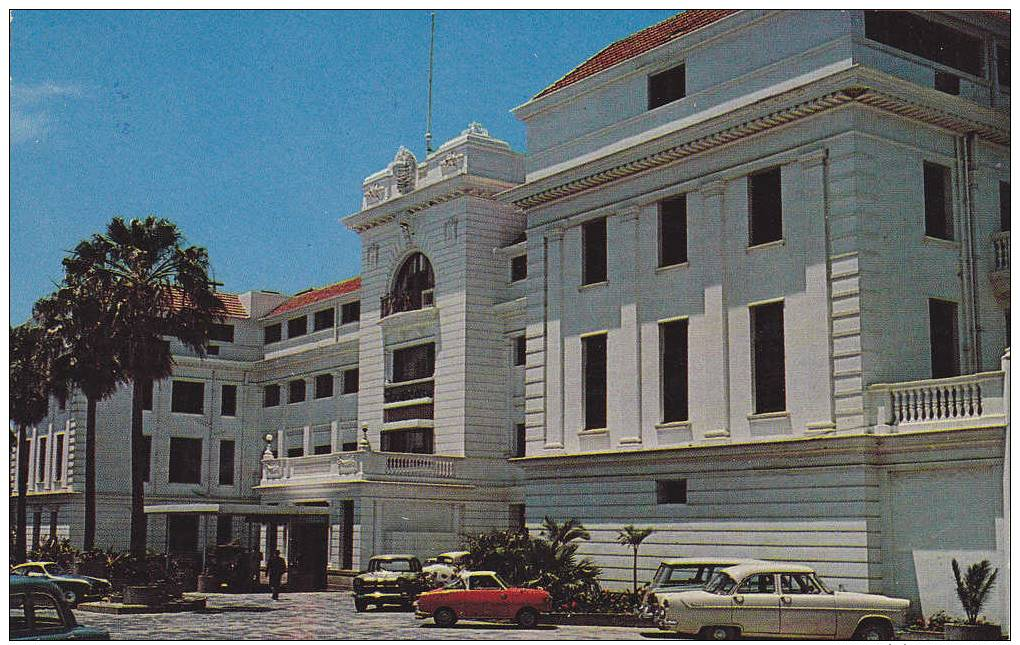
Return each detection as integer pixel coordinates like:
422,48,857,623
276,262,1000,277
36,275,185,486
10,575,109,640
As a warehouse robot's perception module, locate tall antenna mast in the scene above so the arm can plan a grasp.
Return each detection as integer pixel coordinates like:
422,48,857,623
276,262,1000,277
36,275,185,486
426,11,436,155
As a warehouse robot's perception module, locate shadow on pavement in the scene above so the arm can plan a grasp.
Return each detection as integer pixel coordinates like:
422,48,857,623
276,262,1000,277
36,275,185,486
195,606,279,614
421,623,558,631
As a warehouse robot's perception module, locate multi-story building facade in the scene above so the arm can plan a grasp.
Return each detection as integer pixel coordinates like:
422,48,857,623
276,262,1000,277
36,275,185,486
13,9,1009,624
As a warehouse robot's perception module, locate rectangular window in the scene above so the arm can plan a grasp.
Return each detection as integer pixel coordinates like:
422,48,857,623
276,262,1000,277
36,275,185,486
141,435,151,482
660,319,689,423
264,323,281,345
209,324,234,343
171,380,204,415
263,384,280,408
656,479,688,504
513,335,526,366
929,299,960,378
315,374,334,399
749,167,783,246
934,70,960,95
54,434,64,480
1001,181,1010,232
998,45,1010,86
510,255,527,282
288,379,306,404
206,345,220,356
510,503,526,533
218,440,235,486
287,446,304,458
648,64,686,110
582,333,608,430
864,10,983,77
169,437,202,484
167,515,199,553
141,379,153,411
36,436,47,482
341,301,361,325
314,444,331,455
287,316,307,338
314,308,335,331
342,368,359,394
924,162,953,240
514,423,526,458
392,343,435,382
751,301,786,414
659,195,688,267
221,385,237,417
342,441,358,452
216,515,232,545
380,428,434,454
582,218,608,285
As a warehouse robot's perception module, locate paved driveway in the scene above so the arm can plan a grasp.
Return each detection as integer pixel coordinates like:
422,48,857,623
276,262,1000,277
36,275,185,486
77,592,655,640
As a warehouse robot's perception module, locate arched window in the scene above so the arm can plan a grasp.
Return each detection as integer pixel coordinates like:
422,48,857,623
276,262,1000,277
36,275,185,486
382,252,435,317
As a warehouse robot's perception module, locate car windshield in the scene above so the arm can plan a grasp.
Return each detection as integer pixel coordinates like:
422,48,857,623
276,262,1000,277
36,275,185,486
704,572,738,594
45,565,68,575
371,559,416,572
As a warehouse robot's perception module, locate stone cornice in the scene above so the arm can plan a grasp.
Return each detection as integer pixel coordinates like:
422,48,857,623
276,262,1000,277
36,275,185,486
500,72,1009,213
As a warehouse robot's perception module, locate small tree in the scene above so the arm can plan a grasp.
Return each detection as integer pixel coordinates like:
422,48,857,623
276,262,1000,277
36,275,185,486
616,525,654,593
952,558,998,625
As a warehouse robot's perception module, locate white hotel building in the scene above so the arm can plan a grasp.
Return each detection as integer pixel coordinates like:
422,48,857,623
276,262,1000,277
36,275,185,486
14,9,1010,621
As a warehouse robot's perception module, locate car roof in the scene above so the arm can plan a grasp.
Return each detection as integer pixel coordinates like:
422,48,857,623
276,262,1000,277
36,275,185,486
9,574,64,594
438,551,470,558
461,570,498,577
370,554,417,560
658,558,766,566
721,562,816,579
14,561,55,567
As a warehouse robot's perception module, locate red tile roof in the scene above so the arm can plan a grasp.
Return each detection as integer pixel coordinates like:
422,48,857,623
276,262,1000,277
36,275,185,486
533,9,738,100
170,289,249,319
267,277,362,318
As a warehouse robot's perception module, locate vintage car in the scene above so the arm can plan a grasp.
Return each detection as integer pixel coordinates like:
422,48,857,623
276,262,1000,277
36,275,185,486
352,554,425,612
422,551,469,585
10,562,112,607
654,562,909,640
640,558,765,618
414,570,551,628
10,575,110,640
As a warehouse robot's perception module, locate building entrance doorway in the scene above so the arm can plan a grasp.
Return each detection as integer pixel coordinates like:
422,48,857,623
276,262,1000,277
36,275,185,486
288,520,328,590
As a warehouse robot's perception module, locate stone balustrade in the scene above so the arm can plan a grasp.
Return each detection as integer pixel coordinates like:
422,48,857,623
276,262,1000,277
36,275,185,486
260,449,460,486
992,230,1010,272
868,370,1006,433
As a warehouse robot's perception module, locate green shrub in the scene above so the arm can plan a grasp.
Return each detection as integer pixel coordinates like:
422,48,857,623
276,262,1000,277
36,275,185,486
952,559,998,625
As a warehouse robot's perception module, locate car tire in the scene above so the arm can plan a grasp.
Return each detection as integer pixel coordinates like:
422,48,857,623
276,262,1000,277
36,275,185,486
63,589,78,606
354,598,368,612
853,619,893,641
700,626,737,640
516,608,540,629
433,607,457,628
401,601,414,612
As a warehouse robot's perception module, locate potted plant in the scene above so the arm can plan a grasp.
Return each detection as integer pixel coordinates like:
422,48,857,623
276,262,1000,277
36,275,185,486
944,558,1001,640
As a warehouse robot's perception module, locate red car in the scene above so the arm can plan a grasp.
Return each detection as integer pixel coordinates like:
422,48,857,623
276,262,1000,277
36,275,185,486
413,571,551,628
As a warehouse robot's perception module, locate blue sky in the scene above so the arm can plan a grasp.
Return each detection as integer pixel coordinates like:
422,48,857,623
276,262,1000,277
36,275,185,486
9,9,677,324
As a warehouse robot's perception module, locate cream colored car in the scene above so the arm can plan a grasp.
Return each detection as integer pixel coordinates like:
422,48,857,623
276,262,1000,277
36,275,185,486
654,562,909,640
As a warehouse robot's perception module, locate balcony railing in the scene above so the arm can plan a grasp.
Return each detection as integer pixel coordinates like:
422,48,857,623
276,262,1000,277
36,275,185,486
868,370,1006,432
384,378,434,403
259,449,460,486
380,288,434,319
383,403,434,423
992,231,1010,272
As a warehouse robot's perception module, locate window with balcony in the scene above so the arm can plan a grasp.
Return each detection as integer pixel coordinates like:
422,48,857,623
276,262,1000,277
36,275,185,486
314,308,334,331
749,167,782,246
864,10,983,77
315,374,334,399
209,324,234,343
263,384,280,407
341,301,361,324
288,315,307,339
382,252,435,317
929,299,960,378
751,301,786,414
380,427,434,454
582,333,608,430
289,380,306,404
264,323,281,345
660,319,689,423
221,384,237,417
510,255,527,282
659,195,688,267
924,162,953,240
393,343,435,383
218,440,235,486
648,64,686,110
171,380,204,415
1001,181,1010,232
169,437,202,484
582,218,607,285
342,369,359,394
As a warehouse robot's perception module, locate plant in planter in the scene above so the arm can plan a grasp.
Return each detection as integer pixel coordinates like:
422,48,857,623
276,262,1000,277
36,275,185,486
944,558,1001,640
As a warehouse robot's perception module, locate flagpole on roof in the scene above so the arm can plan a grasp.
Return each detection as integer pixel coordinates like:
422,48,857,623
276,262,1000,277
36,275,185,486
426,11,436,156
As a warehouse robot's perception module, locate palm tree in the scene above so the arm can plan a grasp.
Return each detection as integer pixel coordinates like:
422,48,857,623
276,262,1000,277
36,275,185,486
64,216,224,556
34,282,124,551
10,324,53,562
617,524,654,593
540,516,591,552
952,558,999,624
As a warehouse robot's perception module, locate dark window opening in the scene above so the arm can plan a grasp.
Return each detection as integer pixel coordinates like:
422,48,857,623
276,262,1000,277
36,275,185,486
509,503,526,533
341,301,361,325
287,316,307,339
263,384,280,408
1000,181,1010,232
141,379,154,411
924,162,953,240
648,64,686,110
934,70,960,95
382,252,435,317
583,333,608,430
221,384,237,417
659,195,688,267
54,435,64,480
288,380,306,404
171,381,204,415
314,444,331,455
929,299,960,378
315,374,334,399
314,308,335,331
287,446,304,458
206,345,220,356
998,45,1010,86
218,440,235,486
749,167,783,246
380,428,434,454
168,514,199,553
514,423,526,458
216,515,232,545
169,437,202,484
657,479,688,504
264,323,281,345
510,255,528,282
342,441,358,452
209,324,234,343
36,437,47,482
141,435,151,482
582,218,608,285
660,319,689,423
393,343,435,383
864,10,983,77
342,369,359,394
751,301,786,414
514,335,526,366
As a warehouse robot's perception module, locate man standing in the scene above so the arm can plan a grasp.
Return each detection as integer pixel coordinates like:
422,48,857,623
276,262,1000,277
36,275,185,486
267,549,287,601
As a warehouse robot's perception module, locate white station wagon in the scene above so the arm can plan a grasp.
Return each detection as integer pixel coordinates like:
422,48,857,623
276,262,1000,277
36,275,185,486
654,562,910,640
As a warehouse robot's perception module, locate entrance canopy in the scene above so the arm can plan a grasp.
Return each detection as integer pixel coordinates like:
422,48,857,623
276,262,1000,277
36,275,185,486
144,502,328,522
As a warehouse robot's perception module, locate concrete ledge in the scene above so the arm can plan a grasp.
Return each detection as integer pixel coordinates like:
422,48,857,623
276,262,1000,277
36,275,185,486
76,596,207,615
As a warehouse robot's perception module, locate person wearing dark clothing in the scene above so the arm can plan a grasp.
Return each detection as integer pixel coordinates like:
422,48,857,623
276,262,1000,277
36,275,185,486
267,550,287,600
